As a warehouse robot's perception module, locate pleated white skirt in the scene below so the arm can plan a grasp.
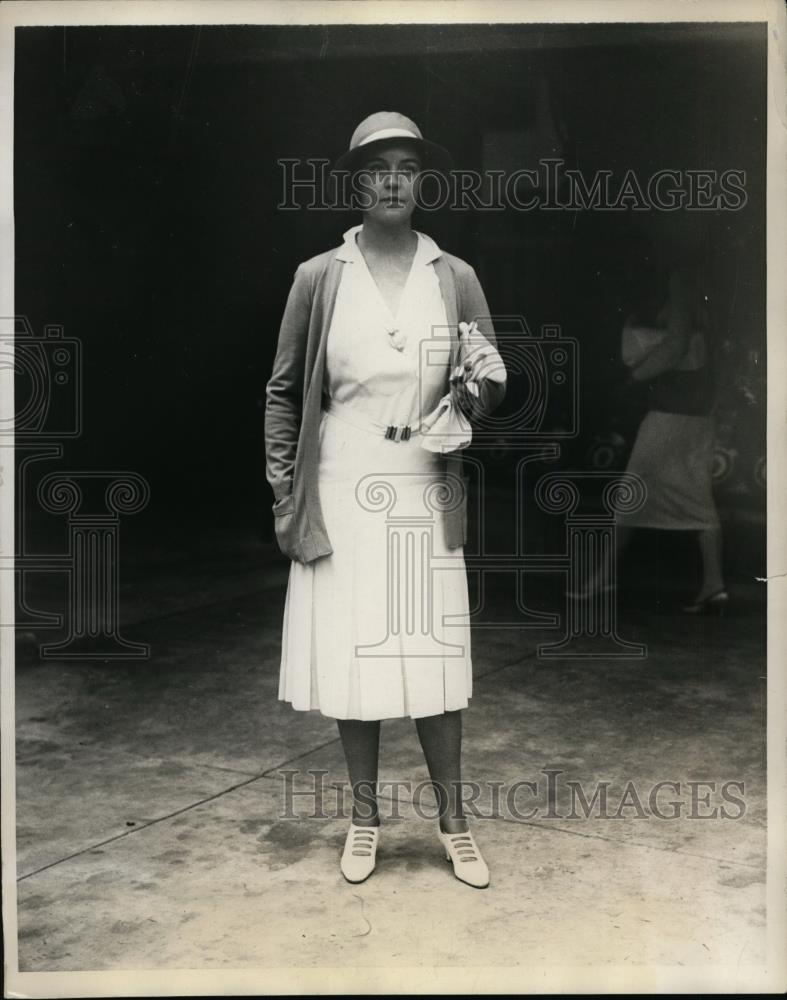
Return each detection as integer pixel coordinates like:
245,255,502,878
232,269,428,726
278,408,473,720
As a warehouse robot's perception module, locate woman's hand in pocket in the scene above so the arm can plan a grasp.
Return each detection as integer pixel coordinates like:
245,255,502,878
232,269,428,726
272,494,294,517
272,494,298,560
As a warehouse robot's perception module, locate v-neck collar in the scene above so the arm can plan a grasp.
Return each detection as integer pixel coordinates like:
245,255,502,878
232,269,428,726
335,225,442,266
357,233,419,326
338,226,427,326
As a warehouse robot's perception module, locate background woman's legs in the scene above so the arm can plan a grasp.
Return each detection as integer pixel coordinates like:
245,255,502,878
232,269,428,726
415,710,468,834
337,719,381,827
612,524,726,605
696,526,725,601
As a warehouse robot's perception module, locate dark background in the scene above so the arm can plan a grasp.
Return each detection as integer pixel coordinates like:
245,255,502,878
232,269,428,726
14,22,766,560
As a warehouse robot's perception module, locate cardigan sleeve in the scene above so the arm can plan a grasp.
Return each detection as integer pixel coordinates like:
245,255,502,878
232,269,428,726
459,265,507,419
264,264,311,502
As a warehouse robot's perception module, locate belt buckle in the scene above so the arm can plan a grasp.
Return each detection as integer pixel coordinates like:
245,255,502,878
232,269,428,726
385,424,411,442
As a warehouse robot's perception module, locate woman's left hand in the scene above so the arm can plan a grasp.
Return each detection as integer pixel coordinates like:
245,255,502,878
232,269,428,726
449,369,478,418
459,321,494,381
449,322,483,416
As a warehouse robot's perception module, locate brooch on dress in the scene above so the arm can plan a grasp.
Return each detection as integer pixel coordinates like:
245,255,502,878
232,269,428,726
386,326,407,352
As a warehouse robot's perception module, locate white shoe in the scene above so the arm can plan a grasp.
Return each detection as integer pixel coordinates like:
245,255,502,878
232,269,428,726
438,827,490,889
340,823,380,884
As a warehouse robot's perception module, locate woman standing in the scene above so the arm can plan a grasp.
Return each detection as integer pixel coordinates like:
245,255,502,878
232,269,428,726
264,112,506,887
580,242,727,613
618,262,727,613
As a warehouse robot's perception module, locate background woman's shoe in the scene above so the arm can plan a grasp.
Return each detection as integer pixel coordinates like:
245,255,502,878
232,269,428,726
438,827,490,889
340,823,379,884
681,589,729,616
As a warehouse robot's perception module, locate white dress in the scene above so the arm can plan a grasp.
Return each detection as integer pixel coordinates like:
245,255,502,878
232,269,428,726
277,226,473,720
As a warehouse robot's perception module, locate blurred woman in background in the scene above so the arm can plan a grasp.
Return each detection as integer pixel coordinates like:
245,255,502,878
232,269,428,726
580,216,727,614
618,261,726,613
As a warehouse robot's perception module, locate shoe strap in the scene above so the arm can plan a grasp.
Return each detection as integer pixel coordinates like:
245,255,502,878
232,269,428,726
445,832,479,860
349,827,378,856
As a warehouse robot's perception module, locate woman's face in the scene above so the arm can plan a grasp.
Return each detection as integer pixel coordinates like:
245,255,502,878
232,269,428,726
356,141,422,227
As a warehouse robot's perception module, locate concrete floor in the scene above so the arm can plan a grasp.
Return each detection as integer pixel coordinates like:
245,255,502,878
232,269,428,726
12,515,770,983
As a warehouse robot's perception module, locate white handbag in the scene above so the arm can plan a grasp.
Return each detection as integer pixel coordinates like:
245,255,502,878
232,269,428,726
420,322,506,454
622,325,706,374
